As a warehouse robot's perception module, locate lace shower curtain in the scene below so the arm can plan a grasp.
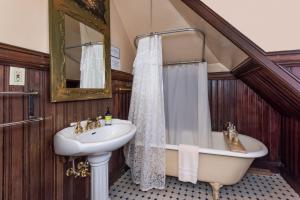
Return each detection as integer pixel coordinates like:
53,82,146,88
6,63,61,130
125,35,166,191
80,45,105,88
163,62,212,147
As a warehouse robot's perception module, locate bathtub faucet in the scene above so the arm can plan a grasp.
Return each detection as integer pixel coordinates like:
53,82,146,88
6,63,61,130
225,122,239,144
229,125,239,144
224,121,233,131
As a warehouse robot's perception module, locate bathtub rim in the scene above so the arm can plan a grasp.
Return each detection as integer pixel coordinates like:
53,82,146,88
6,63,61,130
165,132,268,159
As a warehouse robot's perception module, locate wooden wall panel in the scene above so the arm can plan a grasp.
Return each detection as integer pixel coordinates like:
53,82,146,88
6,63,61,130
233,66,300,117
268,50,300,80
0,56,132,200
281,116,300,181
208,78,281,164
282,65,300,80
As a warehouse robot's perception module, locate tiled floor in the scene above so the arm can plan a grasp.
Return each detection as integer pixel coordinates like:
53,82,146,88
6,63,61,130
109,171,300,200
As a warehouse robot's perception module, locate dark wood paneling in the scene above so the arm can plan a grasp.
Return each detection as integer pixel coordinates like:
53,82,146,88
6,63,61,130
0,42,49,70
111,69,133,82
288,66,300,79
280,64,300,81
208,72,236,80
208,77,281,163
267,50,300,87
230,52,300,117
233,66,300,117
0,44,132,200
281,116,300,183
231,58,262,77
267,49,300,64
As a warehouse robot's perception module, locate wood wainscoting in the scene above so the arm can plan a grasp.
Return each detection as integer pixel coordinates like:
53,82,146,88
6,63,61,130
281,116,300,193
268,50,300,84
0,43,132,200
208,72,281,167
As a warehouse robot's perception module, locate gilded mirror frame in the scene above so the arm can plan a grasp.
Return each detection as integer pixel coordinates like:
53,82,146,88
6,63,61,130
49,0,111,102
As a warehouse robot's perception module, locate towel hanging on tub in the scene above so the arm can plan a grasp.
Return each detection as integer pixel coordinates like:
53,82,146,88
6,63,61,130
178,144,199,184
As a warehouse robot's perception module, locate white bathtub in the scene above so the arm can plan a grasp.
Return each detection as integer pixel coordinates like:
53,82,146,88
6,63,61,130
165,131,268,200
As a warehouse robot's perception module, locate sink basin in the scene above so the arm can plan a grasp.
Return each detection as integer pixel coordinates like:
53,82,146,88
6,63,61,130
54,119,136,156
53,119,136,200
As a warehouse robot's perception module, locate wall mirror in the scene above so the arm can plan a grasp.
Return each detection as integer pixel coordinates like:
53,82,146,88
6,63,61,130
50,0,111,102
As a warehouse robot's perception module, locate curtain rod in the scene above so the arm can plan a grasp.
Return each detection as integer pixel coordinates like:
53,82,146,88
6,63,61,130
65,41,103,50
134,28,206,62
163,60,205,66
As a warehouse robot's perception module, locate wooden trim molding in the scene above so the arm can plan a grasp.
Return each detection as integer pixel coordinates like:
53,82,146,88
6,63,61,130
0,42,49,69
252,160,282,173
281,169,300,195
231,58,262,78
266,49,300,56
266,49,300,64
111,69,133,82
0,42,133,82
208,72,236,80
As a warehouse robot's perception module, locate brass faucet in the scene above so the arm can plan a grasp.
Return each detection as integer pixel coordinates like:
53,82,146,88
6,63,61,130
224,122,240,144
85,118,94,131
75,121,83,135
77,161,91,177
66,160,90,178
94,116,102,128
86,117,102,130
74,117,102,134
228,125,239,144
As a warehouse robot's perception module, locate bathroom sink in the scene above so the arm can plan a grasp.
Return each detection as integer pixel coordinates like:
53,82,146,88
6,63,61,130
54,119,136,156
54,119,136,200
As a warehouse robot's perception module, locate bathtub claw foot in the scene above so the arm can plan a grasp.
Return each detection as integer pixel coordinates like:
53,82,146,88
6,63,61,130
210,182,223,200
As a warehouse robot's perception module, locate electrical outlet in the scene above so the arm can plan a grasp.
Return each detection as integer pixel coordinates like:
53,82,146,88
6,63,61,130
9,67,25,86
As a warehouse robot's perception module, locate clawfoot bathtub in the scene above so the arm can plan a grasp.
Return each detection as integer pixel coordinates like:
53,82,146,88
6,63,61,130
165,132,268,200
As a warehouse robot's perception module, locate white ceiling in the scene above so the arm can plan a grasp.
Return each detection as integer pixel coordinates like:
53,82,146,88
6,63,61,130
112,0,248,71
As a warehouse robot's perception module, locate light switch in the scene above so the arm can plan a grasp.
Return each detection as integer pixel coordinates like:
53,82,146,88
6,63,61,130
9,67,25,86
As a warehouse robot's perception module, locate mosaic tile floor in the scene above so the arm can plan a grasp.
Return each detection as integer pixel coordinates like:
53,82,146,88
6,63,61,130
109,171,300,200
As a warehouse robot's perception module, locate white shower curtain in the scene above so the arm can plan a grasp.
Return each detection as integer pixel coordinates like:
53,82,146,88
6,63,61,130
125,35,166,191
80,44,105,88
163,62,212,147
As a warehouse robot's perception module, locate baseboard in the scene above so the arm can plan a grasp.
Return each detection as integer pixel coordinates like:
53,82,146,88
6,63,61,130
109,164,129,186
280,169,300,195
252,160,282,173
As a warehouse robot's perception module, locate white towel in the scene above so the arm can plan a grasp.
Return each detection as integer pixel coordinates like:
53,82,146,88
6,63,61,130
178,144,199,184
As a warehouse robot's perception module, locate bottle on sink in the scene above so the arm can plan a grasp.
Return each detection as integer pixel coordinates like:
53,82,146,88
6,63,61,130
104,107,112,126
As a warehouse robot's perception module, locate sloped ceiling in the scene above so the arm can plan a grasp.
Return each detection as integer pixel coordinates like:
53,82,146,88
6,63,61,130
112,0,248,71
201,0,300,52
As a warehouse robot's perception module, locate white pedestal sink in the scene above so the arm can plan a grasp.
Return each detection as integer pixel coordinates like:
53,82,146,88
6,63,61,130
53,119,136,200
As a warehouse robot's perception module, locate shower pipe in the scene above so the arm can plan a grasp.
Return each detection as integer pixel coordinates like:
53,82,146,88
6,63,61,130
65,41,103,50
134,28,206,63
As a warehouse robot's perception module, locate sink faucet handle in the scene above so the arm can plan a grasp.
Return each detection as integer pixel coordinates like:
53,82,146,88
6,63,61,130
85,118,94,131
75,121,83,135
94,117,102,128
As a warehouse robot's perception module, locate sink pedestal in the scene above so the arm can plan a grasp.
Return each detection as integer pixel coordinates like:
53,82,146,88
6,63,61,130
88,153,112,200
53,120,136,199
